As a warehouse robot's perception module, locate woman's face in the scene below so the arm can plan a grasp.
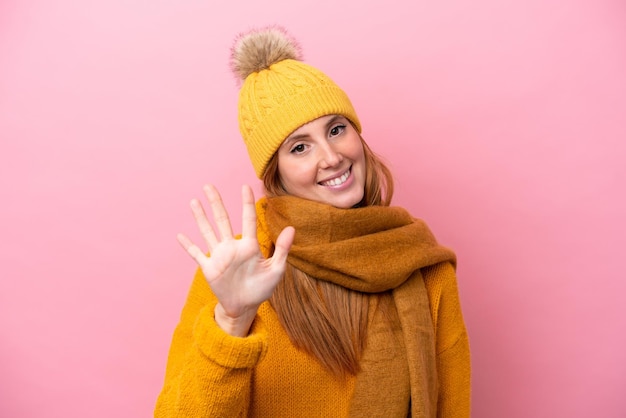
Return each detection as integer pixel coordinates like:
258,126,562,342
276,114,366,208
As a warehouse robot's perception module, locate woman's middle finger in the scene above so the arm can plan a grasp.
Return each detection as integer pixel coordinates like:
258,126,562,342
203,184,234,241
190,198,219,250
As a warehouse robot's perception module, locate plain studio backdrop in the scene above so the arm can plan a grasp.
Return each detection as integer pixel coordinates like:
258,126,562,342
1,1,625,417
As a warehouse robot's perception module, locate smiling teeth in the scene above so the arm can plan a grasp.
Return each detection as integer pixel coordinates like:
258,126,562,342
322,170,350,186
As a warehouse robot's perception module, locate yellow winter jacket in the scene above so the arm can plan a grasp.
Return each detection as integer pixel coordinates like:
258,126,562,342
155,196,471,417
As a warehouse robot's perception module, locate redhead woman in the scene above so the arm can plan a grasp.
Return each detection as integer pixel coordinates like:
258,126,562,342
155,26,471,417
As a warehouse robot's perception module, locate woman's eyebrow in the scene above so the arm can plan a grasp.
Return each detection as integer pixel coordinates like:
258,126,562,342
283,115,345,147
324,115,344,129
285,132,309,142
282,133,309,149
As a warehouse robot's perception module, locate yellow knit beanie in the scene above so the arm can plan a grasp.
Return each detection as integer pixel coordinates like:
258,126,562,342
230,26,362,178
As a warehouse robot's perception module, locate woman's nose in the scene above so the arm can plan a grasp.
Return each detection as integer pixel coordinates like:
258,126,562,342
318,142,343,168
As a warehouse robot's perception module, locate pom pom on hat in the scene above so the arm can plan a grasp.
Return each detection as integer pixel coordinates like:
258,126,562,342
231,25,361,179
230,26,303,82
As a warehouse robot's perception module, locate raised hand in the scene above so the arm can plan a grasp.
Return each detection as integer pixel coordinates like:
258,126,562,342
177,184,294,337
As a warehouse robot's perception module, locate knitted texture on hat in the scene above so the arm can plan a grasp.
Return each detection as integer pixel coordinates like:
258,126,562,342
231,26,361,178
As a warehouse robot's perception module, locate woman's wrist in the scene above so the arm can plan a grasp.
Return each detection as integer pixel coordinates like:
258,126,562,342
214,303,257,337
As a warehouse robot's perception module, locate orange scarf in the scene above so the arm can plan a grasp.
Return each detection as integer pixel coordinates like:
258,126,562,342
256,196,457,417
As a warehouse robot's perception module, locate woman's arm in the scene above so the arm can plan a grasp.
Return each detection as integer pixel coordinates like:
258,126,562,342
155,185,294,416
154,270,266,417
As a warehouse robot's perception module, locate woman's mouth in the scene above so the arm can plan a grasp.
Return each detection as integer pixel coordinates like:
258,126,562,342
319,168,351,187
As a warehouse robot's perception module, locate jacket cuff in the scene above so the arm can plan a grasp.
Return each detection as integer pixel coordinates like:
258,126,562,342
192,303,268,369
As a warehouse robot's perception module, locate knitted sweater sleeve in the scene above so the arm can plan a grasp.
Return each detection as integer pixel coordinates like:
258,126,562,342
423,261,471,418
154,268,268,417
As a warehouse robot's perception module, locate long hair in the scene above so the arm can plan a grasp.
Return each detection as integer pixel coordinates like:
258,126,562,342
263,136,395,375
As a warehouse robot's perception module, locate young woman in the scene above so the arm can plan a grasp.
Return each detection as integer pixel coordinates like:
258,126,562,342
155,26,470,417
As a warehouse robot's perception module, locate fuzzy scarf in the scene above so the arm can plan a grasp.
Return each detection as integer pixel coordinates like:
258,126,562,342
256,196,457,417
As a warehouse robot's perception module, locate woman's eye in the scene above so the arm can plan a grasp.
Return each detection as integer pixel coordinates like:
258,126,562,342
290,144,306,154
330,125,346,137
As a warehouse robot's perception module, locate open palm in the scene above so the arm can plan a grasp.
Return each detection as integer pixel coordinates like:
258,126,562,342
177,184,294,336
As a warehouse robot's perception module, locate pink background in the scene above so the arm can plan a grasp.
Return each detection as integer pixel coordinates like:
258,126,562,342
1,0,625,417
